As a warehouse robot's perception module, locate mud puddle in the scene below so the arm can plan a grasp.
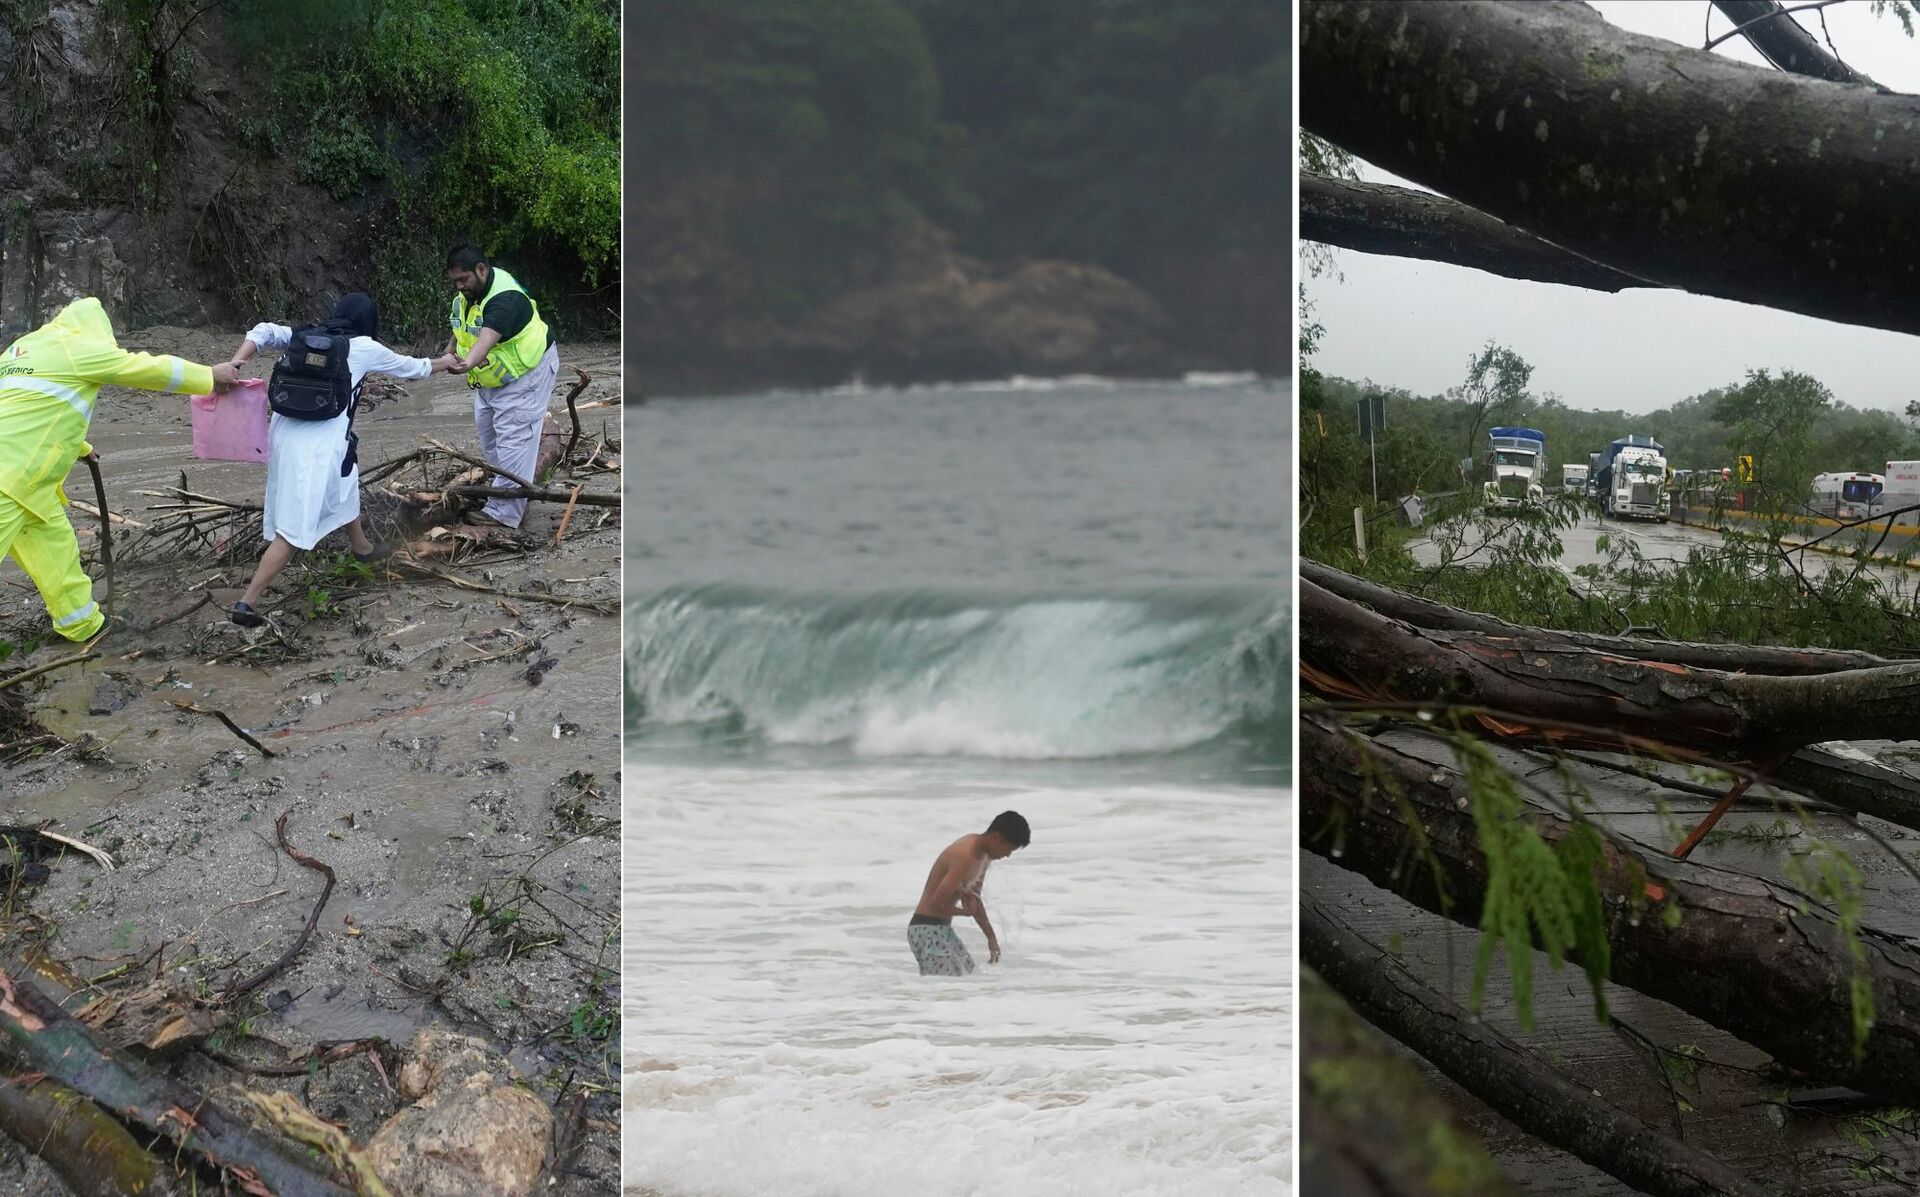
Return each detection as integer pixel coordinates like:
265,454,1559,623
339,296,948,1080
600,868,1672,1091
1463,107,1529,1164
0,335,622,1195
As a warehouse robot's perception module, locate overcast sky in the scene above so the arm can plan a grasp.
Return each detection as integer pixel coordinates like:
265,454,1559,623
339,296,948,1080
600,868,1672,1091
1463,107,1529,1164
1303,1,1920,416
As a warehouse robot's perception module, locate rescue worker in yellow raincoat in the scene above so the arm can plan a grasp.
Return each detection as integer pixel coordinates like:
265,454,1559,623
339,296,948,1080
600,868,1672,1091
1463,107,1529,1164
0,297,239,641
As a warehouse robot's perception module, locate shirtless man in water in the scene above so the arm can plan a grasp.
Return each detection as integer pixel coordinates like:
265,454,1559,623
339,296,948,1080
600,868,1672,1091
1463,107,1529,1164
908,811,1030,976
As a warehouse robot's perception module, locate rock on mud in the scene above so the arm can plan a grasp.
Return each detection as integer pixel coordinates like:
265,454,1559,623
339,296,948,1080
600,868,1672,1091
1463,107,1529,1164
370,1028,554,1197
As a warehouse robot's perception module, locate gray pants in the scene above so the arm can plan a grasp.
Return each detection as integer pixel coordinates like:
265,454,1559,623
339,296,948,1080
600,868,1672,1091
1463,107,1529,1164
908,922,976,976
472,344,560,528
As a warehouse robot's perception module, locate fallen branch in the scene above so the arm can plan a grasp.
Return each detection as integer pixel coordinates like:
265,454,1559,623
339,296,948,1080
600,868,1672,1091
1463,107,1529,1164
1304,891,1773,1197
439,484,619,508
131,592,214,635
222,811,335,1003
0,651,99,694
423,436,537,492
554,485,584,544
1300,172,1654,292
1301,0,1920,336
1301,710,1920,1104
561,368,591,468
67,501,145,530
1302,967,1525,1197
1302,576,1920,758
1302,560,1895,674
0,1073,181,1197
235,1090,394,1197
82,454,114,618
166,700,276,758
0,969,353,1196
398,564,617,616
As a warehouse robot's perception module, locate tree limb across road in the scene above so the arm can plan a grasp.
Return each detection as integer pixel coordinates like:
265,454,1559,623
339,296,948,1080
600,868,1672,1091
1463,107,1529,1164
1299,172,1656,293
1301,0,1920,336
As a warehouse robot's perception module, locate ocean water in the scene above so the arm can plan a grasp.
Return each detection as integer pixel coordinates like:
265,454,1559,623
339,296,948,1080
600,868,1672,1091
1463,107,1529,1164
624,377,1291,1196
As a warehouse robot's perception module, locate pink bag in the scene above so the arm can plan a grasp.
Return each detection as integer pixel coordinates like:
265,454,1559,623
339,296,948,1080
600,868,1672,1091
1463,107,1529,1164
189,379,269,464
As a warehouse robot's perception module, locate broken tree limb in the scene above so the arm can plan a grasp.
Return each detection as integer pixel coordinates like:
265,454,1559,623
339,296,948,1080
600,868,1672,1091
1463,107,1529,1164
1300,710,1920,1104
236,1091,394,1197
223,811,335,1003
0,969,354,1196
1300,172,1655,292
1304,892,1773,1197
1302,560,1895,674
439,484,620,508
1711,0,1879,87
397,564,617,616
423,436,536,492
82,454,114,619
166,701,276,759
1300,0,1920,335
1301,577,1920,759
0,1073,181,1197
131,592,214,636
561,368,590,468
0,651,99,694
554,485,584,545
1302,968,1527,1197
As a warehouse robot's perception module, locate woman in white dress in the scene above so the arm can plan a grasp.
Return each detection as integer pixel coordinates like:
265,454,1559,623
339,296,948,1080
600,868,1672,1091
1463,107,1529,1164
223,293,456,626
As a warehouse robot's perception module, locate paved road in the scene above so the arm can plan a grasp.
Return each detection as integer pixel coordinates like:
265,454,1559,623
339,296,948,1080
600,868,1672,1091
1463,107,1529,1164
1414,506,1918,588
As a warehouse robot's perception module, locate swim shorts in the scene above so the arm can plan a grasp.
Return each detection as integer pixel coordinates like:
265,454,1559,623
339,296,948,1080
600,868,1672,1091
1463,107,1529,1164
907,916,976,976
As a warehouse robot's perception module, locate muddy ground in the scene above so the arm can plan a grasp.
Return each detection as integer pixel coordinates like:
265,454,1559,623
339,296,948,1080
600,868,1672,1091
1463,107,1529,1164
0,334,622,1193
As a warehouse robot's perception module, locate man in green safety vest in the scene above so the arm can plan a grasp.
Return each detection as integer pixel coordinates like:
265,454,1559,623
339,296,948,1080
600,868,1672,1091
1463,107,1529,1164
442,243,561,529
0,298,238,641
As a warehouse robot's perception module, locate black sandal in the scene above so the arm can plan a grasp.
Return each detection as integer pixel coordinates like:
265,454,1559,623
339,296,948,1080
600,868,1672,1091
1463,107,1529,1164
354,544,394,563
229,601,266,628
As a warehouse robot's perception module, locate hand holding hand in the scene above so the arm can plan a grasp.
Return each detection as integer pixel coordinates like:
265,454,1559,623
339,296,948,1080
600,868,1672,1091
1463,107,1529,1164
210,362,242,392
445,355,473,375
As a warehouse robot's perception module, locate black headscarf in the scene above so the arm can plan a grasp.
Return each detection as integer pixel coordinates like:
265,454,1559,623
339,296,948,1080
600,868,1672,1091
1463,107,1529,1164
326,292,380,339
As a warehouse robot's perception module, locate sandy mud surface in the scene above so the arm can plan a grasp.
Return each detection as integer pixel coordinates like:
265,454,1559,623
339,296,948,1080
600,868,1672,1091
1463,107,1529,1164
0,334,622,1194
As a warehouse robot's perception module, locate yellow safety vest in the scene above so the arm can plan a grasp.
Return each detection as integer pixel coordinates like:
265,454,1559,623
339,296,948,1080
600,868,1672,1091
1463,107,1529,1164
0,298,212,519
449,266,550,389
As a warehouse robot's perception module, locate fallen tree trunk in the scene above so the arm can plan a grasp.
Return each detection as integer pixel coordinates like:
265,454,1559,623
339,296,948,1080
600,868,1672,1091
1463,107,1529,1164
1302,560,1896,675
1302,968,1526,1197
0,970,353,1197
1300,172,1653,292
1301,577,1920,758
1306,564,1920,830
1300,711,1920,1104
1300,1,1920,336
1304,892,1774,1197
0,1073,180,1197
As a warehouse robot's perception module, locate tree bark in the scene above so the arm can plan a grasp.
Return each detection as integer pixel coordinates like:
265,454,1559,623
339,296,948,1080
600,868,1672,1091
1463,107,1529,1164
1300,172,1653,292
1305,892,1774,1197
0,1074,180,1197
1300,710,1920,1105
0,970,352,1197
1712,0,1879,87
1302,560,1895,675
1301,576,1920,759
1300,1,1920,337
1302,968,1528,1197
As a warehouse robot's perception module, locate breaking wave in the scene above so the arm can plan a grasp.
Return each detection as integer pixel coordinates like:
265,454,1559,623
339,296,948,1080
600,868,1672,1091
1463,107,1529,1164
624,586,1288,761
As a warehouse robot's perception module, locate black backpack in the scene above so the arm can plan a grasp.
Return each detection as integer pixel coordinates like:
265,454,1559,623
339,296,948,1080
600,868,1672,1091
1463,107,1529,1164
268,326,354,421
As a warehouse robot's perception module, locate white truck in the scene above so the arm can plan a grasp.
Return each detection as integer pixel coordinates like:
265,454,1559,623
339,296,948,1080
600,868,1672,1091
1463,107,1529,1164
1606,442,1669,521
1483,426,1546,511
1560,463,1589,494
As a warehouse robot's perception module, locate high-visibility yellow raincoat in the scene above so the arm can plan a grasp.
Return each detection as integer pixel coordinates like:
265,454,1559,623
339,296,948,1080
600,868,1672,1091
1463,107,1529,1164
0,298,213,641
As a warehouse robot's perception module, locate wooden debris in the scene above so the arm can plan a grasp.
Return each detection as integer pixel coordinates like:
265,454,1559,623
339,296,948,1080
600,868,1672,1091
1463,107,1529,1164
221,811,335,1003
167,700,276,758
